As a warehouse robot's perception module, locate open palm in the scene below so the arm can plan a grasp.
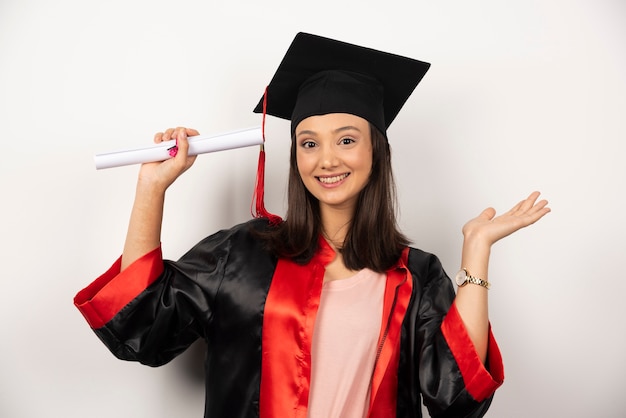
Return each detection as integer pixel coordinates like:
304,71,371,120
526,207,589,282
462,191,551,247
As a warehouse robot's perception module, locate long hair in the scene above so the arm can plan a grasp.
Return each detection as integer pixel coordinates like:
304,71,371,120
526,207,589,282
260,124,409,272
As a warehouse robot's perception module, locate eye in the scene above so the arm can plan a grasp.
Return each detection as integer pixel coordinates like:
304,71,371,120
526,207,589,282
301,140,317,149
340,137,355,145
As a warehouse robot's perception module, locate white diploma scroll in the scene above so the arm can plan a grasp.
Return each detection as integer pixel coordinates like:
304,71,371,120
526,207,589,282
94,126,263,170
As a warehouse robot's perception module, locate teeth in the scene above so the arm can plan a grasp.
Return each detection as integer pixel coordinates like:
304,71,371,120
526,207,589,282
318,174,349,184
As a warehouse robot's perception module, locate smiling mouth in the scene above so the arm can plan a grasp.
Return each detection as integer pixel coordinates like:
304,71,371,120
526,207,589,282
317,173,350,184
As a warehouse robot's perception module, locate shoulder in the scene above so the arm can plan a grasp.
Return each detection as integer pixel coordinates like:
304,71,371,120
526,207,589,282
404,246,449,288
181,218,276,260
198,218,271,242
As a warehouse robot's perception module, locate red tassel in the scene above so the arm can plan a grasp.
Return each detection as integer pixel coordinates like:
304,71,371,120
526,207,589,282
251,86,282,226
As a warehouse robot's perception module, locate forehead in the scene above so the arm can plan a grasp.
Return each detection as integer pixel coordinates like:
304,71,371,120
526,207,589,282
295,113,370,134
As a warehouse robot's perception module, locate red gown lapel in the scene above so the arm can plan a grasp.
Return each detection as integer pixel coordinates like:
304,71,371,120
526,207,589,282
368,248,412,417
259,239,334,417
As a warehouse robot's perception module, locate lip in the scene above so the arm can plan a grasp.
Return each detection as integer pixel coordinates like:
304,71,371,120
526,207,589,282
315,173,350,187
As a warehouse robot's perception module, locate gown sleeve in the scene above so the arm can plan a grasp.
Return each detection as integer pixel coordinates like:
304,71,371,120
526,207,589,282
74,246,165,330
74,244,211,366
401,249,504,418
73,228,235,367
441,302,504,403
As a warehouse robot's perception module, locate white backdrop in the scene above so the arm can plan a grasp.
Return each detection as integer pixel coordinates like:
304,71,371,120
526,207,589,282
1,1,625,417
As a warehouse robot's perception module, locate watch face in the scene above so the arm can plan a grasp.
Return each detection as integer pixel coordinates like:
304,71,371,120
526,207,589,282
455,269,467,286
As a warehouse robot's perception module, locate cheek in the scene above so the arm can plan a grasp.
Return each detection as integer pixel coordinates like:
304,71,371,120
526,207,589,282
357,150,374,174
296,152,313,174
295,155,309,185
295,154,303,177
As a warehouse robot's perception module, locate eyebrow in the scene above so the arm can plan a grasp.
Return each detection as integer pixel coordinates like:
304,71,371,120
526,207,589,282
296,125,362,138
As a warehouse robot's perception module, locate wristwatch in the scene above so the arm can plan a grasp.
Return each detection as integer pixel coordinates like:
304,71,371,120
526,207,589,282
455,268,491,290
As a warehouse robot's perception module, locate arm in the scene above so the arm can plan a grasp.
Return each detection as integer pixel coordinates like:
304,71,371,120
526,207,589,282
401,250,503,417
454,191,551,362
75,127,212,365
121,127,198,270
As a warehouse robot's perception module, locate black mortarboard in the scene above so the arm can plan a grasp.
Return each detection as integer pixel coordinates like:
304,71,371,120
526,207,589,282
253,32,431,136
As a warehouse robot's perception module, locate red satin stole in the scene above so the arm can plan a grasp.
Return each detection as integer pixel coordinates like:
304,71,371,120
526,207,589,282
259,242,412,417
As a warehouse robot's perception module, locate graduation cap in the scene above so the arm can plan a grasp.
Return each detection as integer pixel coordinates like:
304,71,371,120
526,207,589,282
251,32,430,224
254,32,430,136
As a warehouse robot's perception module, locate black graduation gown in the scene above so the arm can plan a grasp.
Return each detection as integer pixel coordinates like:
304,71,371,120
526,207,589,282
75,219,503,417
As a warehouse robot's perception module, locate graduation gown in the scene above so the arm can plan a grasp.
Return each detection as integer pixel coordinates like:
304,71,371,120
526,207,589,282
74,219,503,417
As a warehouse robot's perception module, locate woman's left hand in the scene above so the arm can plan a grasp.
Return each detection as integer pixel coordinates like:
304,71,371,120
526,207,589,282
462,191,551,247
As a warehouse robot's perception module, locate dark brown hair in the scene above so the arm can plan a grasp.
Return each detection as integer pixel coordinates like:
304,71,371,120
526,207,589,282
260,124,409,272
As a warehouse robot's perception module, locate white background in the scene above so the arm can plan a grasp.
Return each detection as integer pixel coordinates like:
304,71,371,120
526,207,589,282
1,1,625,417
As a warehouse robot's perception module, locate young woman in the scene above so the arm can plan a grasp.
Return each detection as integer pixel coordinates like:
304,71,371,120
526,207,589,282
75,33,550,418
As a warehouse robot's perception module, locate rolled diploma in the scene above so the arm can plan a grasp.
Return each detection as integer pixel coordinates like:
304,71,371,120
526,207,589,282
94,126,263,170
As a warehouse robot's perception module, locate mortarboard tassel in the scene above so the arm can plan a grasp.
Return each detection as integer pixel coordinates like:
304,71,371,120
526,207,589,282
251,86,282,226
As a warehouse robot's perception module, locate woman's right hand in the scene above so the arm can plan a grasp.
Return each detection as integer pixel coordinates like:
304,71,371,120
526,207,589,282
137,127,199,192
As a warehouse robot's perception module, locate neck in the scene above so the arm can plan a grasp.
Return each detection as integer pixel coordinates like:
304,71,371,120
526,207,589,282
320,205,354,249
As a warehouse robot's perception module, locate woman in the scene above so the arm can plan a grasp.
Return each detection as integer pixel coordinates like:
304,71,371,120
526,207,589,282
75,33,550,417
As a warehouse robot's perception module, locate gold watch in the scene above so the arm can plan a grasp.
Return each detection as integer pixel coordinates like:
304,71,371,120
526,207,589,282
455,268,491,290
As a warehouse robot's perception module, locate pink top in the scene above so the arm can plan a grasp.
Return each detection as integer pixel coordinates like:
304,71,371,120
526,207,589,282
307,269,387,418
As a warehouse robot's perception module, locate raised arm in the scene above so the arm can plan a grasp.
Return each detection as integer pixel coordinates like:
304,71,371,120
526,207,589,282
454,191,551,362
121,127,199,270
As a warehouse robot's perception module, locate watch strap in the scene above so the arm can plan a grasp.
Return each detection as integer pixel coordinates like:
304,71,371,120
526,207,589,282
465,274,491,290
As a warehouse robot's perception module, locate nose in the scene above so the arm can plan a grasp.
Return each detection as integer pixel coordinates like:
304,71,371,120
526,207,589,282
320,145,339,169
